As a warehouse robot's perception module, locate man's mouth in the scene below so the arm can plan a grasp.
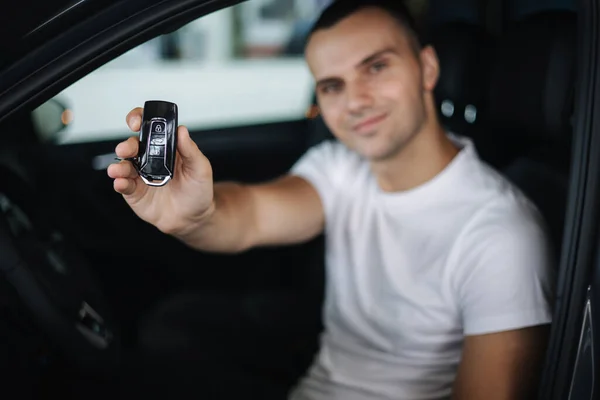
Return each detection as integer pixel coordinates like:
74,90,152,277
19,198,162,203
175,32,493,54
352,113,388,135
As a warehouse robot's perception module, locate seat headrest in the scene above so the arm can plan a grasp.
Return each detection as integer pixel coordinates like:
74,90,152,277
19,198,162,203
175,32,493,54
487,10,577,142
427,22,496,136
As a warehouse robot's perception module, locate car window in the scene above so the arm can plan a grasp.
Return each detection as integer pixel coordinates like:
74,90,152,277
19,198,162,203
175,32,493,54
32,0,437,145
34,1,332,145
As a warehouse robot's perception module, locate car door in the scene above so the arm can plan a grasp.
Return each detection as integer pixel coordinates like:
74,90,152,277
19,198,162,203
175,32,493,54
536,0,600,397
0,0,327,362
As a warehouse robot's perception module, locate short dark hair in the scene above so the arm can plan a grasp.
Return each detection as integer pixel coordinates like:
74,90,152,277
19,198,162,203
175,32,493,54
306,0,423,52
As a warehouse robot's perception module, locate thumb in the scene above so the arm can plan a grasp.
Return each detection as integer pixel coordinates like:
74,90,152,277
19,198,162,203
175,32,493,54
176,126,210,175
177,126,201,161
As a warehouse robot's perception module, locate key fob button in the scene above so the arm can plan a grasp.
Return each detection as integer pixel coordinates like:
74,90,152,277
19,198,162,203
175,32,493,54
149,145,163,157
150,135,166,146
151,121,166,134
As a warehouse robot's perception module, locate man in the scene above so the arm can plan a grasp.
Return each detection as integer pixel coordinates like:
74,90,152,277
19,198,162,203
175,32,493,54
108,0,555,399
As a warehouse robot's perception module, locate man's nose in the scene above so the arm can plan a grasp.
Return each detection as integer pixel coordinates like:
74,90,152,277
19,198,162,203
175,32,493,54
345,81,374,114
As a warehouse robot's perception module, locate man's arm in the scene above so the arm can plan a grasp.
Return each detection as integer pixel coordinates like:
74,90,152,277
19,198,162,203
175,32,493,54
450,198,557,400
172,175,325,253
451,325,550,400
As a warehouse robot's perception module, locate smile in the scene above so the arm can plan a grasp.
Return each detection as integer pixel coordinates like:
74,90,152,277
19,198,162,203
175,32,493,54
352,113,388,134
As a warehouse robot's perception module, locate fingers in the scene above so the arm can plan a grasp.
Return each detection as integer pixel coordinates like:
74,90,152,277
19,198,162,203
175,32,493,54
108,160,140,196
175,126,214,183
176,126,197,160
115,136,139,159
115,107,143,159
107,160,138,179
177,126,203,168
113,177,138,196
176,126,209,172
126,107,143,132
110,107,144,197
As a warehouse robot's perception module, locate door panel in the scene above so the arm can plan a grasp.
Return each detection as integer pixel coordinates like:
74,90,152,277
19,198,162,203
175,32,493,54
0,1,329,382
0,0,328,389
28,116,325,335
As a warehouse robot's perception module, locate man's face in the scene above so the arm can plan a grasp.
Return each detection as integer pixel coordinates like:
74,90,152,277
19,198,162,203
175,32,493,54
305,7,439,162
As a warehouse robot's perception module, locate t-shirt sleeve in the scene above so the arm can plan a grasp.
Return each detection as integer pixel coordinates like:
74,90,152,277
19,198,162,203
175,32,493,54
289,140,352,217
453,200,556,336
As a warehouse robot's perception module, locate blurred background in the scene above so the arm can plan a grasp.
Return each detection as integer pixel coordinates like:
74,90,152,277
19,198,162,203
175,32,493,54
39,0,575,145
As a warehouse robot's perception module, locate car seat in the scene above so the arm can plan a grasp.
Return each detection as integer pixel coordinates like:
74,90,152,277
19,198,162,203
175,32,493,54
426,21,496,137
475,10,577,254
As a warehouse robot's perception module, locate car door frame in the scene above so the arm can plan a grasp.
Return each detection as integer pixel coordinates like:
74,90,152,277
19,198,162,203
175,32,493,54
537,0,600,398
0,0,245,126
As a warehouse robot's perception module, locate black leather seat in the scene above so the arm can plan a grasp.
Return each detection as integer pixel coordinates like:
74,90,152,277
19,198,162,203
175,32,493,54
426,21,496,137
474,10,576,168
474,10,576,253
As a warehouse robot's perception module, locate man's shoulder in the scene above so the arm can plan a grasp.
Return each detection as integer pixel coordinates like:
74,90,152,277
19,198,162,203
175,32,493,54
289,140,369,211
290,139,367,182
455,147,549,245
448,157,556,336
458,164,551,257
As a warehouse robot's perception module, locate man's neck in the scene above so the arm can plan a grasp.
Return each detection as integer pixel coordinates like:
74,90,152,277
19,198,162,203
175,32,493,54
371,122,459,193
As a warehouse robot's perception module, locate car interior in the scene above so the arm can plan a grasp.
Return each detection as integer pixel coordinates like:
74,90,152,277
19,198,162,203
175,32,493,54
0,0,578,398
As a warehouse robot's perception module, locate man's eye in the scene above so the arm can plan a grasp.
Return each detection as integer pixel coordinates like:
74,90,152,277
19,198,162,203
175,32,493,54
321,83,342,94
369,61,387,73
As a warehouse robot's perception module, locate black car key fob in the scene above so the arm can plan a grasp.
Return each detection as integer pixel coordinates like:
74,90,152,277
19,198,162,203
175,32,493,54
135,100,178,187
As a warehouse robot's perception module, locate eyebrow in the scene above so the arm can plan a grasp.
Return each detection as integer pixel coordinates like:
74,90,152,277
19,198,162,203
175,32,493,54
357,48,397,68
315,48,397,87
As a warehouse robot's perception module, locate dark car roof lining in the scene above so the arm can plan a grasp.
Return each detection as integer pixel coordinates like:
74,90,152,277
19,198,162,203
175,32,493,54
0,0,127,60
0,0,244,129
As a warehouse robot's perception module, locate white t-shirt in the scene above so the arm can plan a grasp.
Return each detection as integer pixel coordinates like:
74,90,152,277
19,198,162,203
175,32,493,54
287,135,556,400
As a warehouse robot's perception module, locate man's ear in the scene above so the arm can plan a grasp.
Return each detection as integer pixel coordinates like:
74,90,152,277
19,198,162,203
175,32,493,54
306,104,320,119
420,45,440,92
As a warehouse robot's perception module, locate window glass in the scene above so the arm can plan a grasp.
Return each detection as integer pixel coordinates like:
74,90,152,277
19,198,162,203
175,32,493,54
37,0,335,145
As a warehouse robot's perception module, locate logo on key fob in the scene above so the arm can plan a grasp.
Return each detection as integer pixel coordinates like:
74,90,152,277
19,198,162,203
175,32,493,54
135,100,178,187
